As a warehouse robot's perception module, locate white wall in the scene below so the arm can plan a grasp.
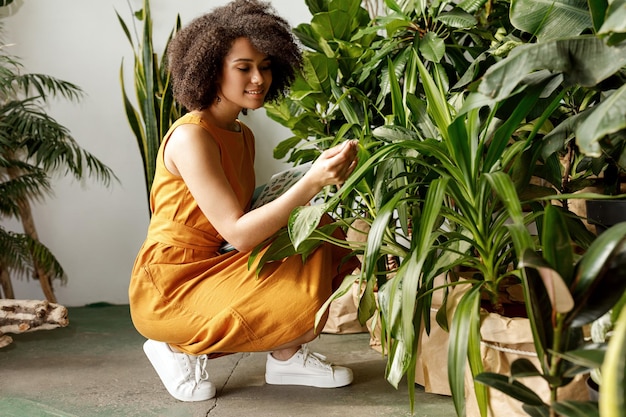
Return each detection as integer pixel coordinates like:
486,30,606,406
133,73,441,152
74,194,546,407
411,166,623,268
1,0,310,306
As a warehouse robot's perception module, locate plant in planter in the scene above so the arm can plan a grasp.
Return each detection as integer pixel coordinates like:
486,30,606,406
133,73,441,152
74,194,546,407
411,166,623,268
0,20,116,301
117,0,182,209
262,0,625,415
262,0,595,412
284,43,573,415
475,205,626,417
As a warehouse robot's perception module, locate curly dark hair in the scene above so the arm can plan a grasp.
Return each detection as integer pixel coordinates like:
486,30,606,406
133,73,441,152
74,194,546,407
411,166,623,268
167,0,303,111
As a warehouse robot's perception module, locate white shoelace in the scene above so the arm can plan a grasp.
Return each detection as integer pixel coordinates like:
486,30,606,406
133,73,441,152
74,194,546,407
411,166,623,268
194,354,210,386
299,345,333,371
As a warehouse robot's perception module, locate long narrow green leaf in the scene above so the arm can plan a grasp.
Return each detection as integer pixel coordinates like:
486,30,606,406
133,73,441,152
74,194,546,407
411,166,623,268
362,192,403,281
415,51,452,140
485,172,534,252
448,284,482,417
474,372,546,405
542,204,575,284
387,57,406,127
600,305,626,417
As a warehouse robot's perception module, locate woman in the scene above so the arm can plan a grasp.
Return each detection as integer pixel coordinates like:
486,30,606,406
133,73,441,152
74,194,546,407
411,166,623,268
129,0,360,403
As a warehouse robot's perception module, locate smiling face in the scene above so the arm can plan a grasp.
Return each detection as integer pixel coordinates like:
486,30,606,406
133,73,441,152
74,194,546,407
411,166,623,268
218,37,273,111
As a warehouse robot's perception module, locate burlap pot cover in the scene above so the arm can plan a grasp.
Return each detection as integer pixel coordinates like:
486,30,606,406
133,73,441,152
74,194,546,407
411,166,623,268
464,312,589,417
415,274,453,395
322,280,369,334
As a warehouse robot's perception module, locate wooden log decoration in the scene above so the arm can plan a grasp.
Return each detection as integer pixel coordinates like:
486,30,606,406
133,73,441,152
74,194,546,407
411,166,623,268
0,299,69,348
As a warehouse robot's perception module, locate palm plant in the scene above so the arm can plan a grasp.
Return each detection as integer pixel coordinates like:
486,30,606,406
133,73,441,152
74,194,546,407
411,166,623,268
0,23,116,302
117,0,182,209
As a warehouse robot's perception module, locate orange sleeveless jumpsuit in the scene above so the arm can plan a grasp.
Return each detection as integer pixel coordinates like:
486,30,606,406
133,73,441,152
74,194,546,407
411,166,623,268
129,113,358,356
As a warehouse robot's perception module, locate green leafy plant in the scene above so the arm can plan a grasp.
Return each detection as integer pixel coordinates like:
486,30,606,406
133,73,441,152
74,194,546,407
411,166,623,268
262,0,626,415
0,22,116,302
117,0,182,209
475,206,626,417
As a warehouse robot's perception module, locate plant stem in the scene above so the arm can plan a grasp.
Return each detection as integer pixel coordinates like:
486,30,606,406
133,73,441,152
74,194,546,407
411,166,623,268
549,314,566,414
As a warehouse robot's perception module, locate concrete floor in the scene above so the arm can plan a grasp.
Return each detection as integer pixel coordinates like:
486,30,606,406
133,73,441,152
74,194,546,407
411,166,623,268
0,304,455,417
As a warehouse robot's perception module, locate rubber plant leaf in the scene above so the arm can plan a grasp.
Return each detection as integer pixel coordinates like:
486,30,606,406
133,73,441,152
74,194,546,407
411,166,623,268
474,372,546,406
568,222,626,327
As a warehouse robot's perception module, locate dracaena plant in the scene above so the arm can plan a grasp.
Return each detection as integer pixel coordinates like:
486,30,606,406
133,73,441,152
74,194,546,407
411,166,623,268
283,51,574,414
262,0,626,415
261,0,565,412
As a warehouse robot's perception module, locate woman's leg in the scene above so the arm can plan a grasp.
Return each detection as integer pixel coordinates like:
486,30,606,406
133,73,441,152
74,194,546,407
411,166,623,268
269,310,328,360
263,310,353,388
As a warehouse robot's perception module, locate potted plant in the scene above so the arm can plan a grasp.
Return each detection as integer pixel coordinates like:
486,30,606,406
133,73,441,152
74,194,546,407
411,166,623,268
475,206,626,417
0,17,116,302
261,0,625,415
117,0,182,210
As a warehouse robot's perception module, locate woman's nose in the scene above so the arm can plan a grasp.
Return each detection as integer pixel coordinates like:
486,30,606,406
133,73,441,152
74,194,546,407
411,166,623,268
252,70,263,85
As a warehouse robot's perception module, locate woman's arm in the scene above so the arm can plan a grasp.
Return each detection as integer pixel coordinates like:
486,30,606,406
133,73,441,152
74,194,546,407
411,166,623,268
165,124,358,252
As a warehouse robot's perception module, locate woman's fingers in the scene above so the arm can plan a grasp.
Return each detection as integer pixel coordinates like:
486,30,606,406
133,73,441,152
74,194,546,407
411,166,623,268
309,140,359,187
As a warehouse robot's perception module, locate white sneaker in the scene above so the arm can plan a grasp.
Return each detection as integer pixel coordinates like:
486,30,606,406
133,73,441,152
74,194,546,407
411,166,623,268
143,339,216,401
265,345,353,388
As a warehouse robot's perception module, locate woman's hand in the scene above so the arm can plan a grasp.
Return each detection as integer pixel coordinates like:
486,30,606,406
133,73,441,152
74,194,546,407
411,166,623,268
305,140,359,189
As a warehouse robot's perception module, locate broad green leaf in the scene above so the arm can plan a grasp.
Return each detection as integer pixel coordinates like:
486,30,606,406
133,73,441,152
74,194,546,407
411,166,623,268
576,84,626,157
598,0,626,38
510,358,542,378
478,37,626,102
558,345,606,369
457,0,488,13
569,222,626,326
435,8,478,29
520,251,554,363
522,404,551,417
519,248,574,316
310,10,352,43
288,203,330,250
511,0,592,41
419,32,445,63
